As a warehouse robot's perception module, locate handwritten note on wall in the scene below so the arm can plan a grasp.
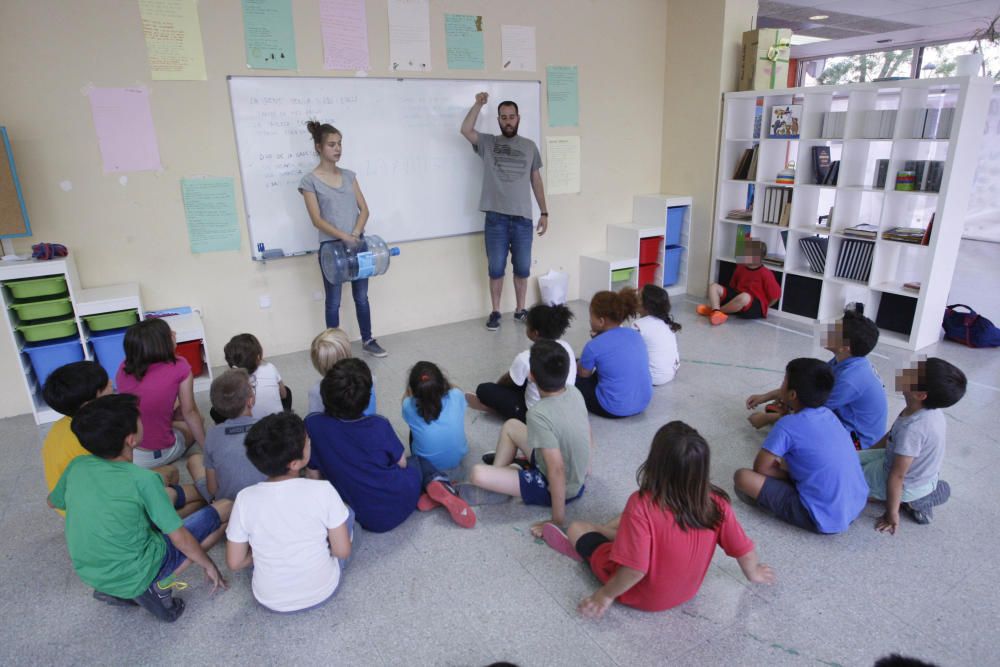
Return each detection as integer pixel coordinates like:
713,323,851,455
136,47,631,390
547,65,579,127
87,87,162,173
388,0,431,71
137,0,207,80
320,0,370,70
242,0,298,69
546,136,581,195
445,14,484,70
501,25,535,72
181,178,241,253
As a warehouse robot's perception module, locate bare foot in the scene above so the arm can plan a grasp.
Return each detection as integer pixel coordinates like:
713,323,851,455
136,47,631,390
465,392,496,414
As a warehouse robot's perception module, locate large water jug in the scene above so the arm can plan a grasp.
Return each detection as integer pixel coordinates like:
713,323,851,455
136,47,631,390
319,235,400,284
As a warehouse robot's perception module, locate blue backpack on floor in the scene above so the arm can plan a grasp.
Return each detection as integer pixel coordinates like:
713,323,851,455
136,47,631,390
942,304,1000,348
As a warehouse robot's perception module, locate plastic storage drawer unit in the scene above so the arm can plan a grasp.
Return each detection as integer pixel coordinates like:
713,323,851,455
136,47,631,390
662,246,684,286
666,207,686,246
25,336,85,389
90,328,128,387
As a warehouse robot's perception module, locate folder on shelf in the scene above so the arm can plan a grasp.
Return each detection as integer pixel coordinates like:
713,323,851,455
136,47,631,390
835,239,874,282
798,236,828,274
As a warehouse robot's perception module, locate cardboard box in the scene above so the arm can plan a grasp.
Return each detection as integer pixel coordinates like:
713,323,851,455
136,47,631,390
740,29,792,91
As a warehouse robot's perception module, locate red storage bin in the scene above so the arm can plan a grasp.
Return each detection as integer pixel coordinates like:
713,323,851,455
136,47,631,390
175,340,204,377
638,263,659,289
638,236,663,264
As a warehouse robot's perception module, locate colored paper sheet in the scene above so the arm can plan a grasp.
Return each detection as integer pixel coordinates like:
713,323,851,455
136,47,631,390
137,0,207,80
181,178,241,253
546,65,579,127
545,136,581,195
387,0,431,71
87,87,162,173
501,25,535,72
242,0,297,69
320,0,370,70
445,14,484,70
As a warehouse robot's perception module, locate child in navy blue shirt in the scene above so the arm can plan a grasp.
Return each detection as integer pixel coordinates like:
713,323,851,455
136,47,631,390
575,289,652,418
402,361,468,472
746,309,887,449
734,358,868,534
305,358,475,531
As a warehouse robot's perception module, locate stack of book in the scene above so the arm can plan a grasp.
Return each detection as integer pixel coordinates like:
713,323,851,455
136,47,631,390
726,208,753,220
842,223,879,239
732,145,760,180
798,236,828,274
762,254,785,268
912,108,954,139
762,186,792,225
882,227,926,244
873,159,890,189
834,239,875,282
862,110,897,139
903,281,921,292
821,111,847,139
903,160,944,193
818,160,840,186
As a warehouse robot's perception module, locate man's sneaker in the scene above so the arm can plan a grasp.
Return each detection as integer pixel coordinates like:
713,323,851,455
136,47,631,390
513,309,528,323
93,590,138,607
133,582,186,622
456,482,511,506
426,480,476,529
481,451,530,470
362,339,388,358
486,311,502,331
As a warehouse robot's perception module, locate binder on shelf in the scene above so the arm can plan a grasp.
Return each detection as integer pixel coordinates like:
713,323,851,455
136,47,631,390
834,239,874,282
873,159,890,189
798,236,828,274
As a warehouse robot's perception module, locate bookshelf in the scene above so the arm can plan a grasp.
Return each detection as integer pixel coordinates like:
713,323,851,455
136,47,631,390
711,77,992,350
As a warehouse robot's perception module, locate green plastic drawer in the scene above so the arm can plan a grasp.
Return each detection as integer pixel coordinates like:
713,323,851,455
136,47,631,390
83,309,139,332
17,317,78,342
9,296,73,322
611,268,635,282
4,275,67,300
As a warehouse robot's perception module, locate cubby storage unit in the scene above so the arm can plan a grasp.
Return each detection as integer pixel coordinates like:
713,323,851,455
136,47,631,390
579,194,692,302
712,77,991,350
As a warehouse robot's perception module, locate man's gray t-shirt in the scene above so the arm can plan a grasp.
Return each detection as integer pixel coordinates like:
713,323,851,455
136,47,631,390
298,170,359,243
884,408,946,491
204,415,267,500
475,133,542,219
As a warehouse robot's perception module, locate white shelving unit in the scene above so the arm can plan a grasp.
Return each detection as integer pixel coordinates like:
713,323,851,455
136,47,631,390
579,194,692,302
711,77,991,350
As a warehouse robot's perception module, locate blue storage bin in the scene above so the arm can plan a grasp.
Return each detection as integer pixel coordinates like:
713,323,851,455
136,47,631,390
24,335,84,390
665,206,686,246
662,245,684,287
90,327,128,388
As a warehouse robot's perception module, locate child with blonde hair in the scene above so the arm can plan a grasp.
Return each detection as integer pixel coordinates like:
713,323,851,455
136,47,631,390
308,328,376,416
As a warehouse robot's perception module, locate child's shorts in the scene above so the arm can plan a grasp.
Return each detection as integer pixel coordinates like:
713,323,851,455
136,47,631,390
518,450,586,506
755,477,819,533
575,534,620,586
152,505,221,585
858,449,937,503
132,429,187,469
720,286,764,319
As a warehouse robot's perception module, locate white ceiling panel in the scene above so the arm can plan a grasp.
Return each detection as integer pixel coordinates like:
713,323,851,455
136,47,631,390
811,0,926,19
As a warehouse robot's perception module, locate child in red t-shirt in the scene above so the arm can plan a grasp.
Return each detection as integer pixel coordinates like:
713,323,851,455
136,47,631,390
541,421,775,618
698,239,781,325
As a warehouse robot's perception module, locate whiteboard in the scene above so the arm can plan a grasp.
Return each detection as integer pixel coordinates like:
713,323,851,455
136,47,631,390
227,76,541,260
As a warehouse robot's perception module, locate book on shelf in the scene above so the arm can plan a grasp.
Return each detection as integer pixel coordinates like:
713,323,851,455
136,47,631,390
912,108,954,139
747,146,760,180
835,238,874,282
922,214,934,245
798,236,828,274
821,160,840,186
753,100,764,139
821,111,846,139
762,254,785,267
732,145,761,181
842,223,879,239
873,159,890,189
762,186,793,225
862,110,897,139
811,146,831,184
902,160,945,192
882,227,926,243
903,281,921,291
769,104,801,138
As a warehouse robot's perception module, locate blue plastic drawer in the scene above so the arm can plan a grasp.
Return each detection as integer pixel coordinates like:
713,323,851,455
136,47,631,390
662,245,684,287
24,336,84,389
666,207,687,246
90,327,128,388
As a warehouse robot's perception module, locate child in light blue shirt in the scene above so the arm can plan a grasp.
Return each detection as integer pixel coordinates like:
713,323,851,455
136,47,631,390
402,361,468,472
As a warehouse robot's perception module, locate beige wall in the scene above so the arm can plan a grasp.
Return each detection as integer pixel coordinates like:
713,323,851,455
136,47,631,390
0,0,669,418
661,0,757,295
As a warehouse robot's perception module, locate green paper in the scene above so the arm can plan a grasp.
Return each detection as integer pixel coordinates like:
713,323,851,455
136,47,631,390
445,14,484,70
547,65,579,127
242,0,297,70
181,178,242,254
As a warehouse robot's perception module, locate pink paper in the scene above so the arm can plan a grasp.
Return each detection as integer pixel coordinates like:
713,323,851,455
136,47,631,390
87,87,162,173
320,0,370,71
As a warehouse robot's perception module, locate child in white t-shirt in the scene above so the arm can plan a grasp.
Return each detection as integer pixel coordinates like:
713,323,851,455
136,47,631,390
469,303,576,422
632,284,680,386
221,333,290,421
226,412,352,613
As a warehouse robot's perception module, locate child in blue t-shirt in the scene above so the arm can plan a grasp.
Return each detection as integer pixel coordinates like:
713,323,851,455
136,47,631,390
746,309,888,449
305,358,475,532
734,358,868,534
402,361,468,472
575,289,652,418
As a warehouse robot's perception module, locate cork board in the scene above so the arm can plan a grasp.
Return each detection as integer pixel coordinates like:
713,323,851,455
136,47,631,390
1,127,31,238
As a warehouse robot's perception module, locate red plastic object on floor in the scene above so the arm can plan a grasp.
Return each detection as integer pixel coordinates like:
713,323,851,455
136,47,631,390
175,340,204,377
638,263,658,288
638,236,663,264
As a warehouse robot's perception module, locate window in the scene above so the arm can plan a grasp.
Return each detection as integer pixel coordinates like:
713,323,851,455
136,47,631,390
920,40,1000,80
799,49,915,87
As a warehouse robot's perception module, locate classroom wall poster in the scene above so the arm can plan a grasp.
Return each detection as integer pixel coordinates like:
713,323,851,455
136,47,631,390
86,87,162,173
320,0,371,71
546,65,579,127
242,0,298,69
445,14,484,70
387,0,431,71
181,177,242,253
501,25,536,72
137,0,207,80
545,136,581,195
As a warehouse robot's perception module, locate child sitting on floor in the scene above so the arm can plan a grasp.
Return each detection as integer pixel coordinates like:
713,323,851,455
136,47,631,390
746,308,888,449
226,412,353,613
460,340,591,538
542,421,774,619
632,284,681,385
305,358,475,531
307,327,376,416
48,394,230,622
863,357,966,531
734,358,869,534
698,239,780,325
187,369,265,501
402,361,468,473
471,303,576,422
576,289,652,418
220,333,291,421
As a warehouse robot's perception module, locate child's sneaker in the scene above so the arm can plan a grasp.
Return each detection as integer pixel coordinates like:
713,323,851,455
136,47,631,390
709,310,729,326
426,480,476,529
92,590,138,607
456,482,511,506
542,523,582,562
133,582,186,622
904,480,951,525
696,304,714,316
513,309,529,323
417,493,440,512
481,451,531,469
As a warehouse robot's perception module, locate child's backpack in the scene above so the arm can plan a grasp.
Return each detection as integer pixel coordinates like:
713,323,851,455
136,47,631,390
942,304,1000,348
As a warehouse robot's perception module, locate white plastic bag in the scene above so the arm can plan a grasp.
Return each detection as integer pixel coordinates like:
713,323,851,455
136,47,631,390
538,270,569,306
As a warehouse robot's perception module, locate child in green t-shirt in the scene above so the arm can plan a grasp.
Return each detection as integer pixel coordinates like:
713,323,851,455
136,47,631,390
48,394,232,622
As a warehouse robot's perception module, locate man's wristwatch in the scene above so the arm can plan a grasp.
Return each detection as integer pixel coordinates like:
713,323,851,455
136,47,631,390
540,212,548,216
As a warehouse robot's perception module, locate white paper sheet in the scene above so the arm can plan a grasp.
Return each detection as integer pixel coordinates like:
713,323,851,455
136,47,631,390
387,0,431,71
321,0,370,70
545,136,581,195
501,25,536,72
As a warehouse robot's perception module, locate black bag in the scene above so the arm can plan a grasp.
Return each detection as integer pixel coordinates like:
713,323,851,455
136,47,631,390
942,304,1000,348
